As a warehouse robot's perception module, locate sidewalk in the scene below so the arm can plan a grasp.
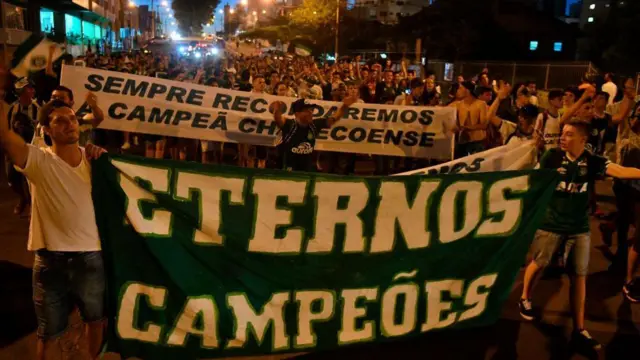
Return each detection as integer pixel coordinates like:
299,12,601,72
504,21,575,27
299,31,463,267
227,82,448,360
0,170,638,359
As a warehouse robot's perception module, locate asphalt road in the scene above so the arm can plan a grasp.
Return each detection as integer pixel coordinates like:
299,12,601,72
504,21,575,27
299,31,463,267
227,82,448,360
1,160,638,360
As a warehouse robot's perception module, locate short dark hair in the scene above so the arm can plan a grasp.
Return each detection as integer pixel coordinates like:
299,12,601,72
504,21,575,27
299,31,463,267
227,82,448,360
565,86,580,99
518,104,539,123
564,119,590,137
594,91,610,103
53,86,74,102
476,86,492,96
252,74,264,83
410,78,423,90
548,89,564,101
38,100,74,127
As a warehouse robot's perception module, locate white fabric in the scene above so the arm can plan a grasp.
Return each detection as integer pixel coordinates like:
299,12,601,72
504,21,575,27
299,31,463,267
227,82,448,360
602,82,617,106
16,145,101,252
535,112,561,151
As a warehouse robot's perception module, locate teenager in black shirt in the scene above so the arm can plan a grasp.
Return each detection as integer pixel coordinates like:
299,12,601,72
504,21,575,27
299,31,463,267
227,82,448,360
271,97,357,172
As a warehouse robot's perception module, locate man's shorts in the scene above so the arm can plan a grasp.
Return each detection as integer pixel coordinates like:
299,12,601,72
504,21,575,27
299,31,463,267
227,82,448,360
531,229,590,276
32,250,105,340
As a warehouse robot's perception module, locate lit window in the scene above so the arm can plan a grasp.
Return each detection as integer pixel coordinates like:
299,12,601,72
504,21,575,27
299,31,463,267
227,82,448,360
554,42,563,52
589,4,595,9
588,17,594,22
529,41,538,51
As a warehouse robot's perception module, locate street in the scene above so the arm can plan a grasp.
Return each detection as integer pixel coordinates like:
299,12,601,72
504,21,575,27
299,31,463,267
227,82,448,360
1,167,639,360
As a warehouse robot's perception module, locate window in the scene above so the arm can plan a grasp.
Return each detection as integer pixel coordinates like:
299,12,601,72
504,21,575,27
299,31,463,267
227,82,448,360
553,42,563,52
589,4,595,9
40,9,54,33
588,17,594,22
65,14,82,37
529,41,538,51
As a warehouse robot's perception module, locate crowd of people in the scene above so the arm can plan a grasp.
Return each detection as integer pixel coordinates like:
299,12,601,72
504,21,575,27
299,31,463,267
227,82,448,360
1,43,640,358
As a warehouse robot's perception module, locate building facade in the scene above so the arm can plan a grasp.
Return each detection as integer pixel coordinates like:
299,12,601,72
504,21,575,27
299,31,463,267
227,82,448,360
353,0,426,24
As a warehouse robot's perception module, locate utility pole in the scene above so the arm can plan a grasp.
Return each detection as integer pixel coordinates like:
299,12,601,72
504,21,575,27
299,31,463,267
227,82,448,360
334,0,339,60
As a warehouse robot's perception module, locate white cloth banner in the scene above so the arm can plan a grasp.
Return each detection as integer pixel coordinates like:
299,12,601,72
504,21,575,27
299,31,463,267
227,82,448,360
394,140,538,176
60,66,456,159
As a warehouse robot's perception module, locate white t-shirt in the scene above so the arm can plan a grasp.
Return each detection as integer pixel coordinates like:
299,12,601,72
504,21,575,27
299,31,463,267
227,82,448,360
602,81,617,106
534,111,561,151
16,145,101,252
498,120,517,145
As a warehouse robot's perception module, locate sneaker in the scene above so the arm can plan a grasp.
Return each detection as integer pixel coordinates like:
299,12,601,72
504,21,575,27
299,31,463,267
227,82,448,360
572,329,601,350
623,280,640,303
518,298,535,321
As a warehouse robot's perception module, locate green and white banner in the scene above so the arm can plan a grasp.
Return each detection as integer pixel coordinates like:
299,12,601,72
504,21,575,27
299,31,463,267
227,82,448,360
61,65,456,159
92,155,559,359
395,140,538,176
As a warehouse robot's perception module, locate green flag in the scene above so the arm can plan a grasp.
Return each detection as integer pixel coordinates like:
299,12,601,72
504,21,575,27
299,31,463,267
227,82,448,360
92,155,559,359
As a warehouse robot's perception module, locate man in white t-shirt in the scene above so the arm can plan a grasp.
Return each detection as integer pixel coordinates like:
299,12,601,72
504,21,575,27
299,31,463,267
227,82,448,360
602,73,617,106
534,89,564,151
0,98,107,360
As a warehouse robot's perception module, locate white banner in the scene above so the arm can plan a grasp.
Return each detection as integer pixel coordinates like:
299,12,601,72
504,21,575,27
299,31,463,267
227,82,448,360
394,140,538,176
60,66,456,159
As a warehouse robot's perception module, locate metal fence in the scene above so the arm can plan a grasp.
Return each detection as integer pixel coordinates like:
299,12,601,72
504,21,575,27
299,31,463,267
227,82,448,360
427,61,599,90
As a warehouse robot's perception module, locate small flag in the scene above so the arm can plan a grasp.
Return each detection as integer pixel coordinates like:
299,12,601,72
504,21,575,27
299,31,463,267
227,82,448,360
11,34,65,78
294,44,312,57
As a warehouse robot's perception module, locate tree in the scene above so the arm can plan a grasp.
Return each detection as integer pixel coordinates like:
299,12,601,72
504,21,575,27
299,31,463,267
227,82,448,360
289,0,338,28
172,0,219,36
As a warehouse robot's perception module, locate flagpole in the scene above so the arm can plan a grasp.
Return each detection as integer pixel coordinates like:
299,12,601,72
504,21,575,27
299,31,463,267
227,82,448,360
334,0,339,60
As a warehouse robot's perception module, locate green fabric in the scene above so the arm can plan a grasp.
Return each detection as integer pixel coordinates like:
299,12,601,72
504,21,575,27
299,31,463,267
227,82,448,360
92,154,559,359
538,148,609,234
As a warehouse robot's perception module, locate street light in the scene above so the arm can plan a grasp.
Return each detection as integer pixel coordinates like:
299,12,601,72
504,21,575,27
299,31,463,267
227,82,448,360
241,0,248,5
219,9,223,14
128,1,136,7
162,1,168,6
252,10,257,15
262,10,266,14
230,8,235,14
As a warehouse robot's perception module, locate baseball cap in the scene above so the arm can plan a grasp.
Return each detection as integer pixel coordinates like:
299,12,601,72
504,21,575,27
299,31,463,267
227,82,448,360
291,99,313,113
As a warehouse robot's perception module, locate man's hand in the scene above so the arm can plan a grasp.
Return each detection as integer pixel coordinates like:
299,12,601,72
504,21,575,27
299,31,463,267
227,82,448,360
85,143,107,160
497,83,512,100
85,92,98,109
581,85,596,100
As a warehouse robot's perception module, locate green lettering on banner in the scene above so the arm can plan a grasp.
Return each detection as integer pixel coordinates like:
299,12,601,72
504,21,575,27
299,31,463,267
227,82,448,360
89,136,556,357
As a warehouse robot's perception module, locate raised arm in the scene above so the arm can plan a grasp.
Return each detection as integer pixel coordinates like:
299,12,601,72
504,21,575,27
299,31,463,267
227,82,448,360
45,44,56,78
85,92,104,128
561,86,595,124
0,101,29,169
326,96,357,127
272,101,286,129
488,82,512,127
612,88,635,124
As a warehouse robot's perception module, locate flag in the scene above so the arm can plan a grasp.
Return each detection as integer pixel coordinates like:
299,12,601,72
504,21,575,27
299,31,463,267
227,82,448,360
11,34,65,78
294,44,312,57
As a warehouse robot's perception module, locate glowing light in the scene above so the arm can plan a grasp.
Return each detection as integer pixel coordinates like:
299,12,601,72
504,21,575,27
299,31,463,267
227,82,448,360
171,32,181,40
241,0,248,5
252,10,257,15
195,52,202,59
230,9,235,14
210,48,219,55
128,1,136,7
162,1,168,6
219,9,223,14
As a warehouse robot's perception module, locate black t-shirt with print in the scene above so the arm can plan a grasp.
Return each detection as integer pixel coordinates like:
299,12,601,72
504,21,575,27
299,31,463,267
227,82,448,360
588,114,611,154
277,118,331,172
539,148,610,234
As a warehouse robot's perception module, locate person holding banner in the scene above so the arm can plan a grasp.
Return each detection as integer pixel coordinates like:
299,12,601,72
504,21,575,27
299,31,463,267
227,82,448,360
0,97,108,360
272,97,357,172
519,119,640,351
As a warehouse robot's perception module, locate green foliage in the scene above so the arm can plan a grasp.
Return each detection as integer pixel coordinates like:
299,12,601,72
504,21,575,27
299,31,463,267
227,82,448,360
290,0,338,28
172,0,219,35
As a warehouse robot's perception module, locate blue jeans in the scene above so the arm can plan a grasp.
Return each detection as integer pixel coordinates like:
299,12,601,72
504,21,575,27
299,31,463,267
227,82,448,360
531,230,591,276
32,250,105,340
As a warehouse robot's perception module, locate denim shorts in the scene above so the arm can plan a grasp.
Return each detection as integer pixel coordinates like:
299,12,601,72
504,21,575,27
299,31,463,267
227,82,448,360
531,229,590,276
32,250,106,340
